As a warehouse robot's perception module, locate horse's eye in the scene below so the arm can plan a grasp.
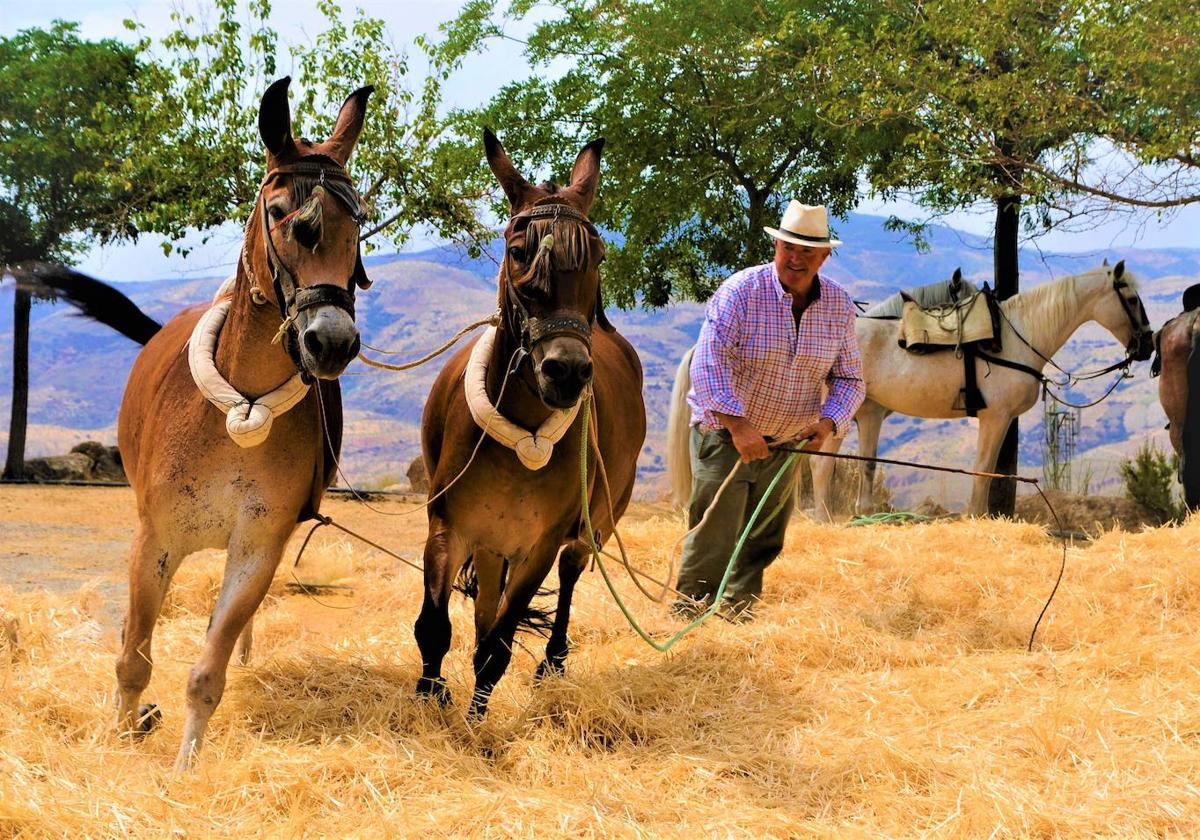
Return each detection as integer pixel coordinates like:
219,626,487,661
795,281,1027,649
508,245,526,263
268,205,287,222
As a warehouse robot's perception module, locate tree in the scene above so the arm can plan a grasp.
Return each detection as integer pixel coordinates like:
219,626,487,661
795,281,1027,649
118,0,492,254
802,0,1131,514
436,0,877,307
2,2,491,478
1012,0,1200,212
0,22,150,478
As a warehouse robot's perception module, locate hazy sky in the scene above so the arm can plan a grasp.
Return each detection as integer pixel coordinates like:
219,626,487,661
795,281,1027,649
4,0,1197,281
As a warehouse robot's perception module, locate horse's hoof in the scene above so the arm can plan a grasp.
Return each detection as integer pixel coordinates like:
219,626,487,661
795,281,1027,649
533,659,566,682
415,677,452,707
467,691,492,721
135,704,162,737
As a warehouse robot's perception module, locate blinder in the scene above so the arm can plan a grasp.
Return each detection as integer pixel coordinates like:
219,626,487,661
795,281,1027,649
1113,276,1153,359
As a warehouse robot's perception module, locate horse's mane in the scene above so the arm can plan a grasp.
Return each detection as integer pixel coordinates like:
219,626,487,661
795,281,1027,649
1003,266,1131,354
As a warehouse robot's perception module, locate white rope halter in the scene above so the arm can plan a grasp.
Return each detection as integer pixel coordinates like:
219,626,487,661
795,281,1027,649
187,276,310,447
464,326,580,470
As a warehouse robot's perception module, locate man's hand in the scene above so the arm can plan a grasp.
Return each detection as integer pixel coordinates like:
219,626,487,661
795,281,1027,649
797,417,836,452
716,413,770,463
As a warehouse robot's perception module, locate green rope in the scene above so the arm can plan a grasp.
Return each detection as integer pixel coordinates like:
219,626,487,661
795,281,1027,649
579,396,798,652
846,511,932,527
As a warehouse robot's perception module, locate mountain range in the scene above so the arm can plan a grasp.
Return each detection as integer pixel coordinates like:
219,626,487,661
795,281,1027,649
3,212,1198,508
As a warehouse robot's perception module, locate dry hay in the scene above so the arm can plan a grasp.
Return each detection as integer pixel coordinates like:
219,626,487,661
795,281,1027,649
3,490,1200,837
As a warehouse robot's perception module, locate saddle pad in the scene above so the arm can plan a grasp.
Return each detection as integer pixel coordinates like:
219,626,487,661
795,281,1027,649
899,291,995,353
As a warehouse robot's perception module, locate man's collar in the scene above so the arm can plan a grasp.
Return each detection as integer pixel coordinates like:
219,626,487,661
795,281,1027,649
769,263,822,304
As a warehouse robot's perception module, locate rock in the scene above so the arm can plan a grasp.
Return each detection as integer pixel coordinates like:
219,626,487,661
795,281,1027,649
407,456,429,494
914,496,950,517
70,441,125,482
1014,490,1160,532
24,452,96,482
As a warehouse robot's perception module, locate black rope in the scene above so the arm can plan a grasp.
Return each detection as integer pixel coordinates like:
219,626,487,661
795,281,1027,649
292,512,423,574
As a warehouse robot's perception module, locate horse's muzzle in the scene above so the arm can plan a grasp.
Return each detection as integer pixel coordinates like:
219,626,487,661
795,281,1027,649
1131,331,1155,362
536,341,593,408
298,306,360,379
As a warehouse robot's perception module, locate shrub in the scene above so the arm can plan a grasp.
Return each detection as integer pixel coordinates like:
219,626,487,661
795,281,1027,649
1119,441,1186,524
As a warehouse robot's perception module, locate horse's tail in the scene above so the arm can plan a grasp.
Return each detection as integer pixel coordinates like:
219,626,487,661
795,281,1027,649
1183,316,1200,509
454,557,555,637
666,347,695,507
13,263,162,346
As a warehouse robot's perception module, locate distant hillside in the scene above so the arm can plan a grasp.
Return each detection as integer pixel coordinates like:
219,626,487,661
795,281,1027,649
3,211,1198,508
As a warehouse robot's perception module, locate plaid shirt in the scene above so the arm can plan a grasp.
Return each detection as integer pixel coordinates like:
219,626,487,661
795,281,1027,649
688,263,866,440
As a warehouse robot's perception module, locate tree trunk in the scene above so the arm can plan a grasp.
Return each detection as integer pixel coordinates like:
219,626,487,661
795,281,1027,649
3,288,31,480
745,189,769,265
987,191,1020,516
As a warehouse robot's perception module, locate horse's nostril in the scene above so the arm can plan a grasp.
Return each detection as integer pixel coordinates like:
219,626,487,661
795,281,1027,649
541,358,568,382
303,330,324,359
578,360,594,382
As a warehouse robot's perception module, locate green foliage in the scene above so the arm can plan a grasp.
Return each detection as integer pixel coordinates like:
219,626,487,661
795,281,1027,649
434,0,874,306
122,0,490,254
0,3,491,268
0,21,147,264
1120,441,1186,524
811,0,1106,232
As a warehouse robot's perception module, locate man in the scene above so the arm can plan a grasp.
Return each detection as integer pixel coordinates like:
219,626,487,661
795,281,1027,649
673,200,866,620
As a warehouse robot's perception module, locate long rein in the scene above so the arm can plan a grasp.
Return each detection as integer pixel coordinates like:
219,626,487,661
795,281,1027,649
981,287,1146,410
577,404,1072,654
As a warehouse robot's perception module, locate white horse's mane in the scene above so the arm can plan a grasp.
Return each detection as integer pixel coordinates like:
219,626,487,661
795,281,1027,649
1003,266,1131,355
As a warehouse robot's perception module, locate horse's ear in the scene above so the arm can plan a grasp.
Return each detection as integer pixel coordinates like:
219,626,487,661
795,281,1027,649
325,85,373,165
1114,259,1125,280
483,127,534,209
595,284,613,332
567,137,605,212
259,77,296,159
1102,257,1110,267
952,267,962,283
353,250,372,290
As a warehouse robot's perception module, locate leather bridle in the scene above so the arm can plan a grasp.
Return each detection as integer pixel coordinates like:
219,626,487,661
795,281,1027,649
500,202,599,371
251,155,369,382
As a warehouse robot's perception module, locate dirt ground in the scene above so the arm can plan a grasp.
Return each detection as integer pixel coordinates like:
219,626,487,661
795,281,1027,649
0,484,435,631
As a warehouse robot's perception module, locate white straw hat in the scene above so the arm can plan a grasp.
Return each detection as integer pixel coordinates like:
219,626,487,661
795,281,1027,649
763,200,842,248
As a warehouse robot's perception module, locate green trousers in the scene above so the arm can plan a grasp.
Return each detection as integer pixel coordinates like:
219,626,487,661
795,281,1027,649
675,427,798,609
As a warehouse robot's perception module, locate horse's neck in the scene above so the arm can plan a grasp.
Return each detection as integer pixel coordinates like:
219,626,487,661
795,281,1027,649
213,268,299,396
1004,275,1097,365
487,323,553,430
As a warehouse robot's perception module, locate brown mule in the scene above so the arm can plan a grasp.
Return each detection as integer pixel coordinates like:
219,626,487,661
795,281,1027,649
1156,287,1200,509
414,130,646,717
25,77,373,770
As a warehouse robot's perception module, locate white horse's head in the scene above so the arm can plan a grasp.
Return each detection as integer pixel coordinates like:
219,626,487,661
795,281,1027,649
1083,260,1154,362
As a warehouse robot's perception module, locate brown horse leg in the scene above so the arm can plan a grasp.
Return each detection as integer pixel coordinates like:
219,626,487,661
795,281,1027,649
115,525,180,737
534,541,589,681
414,517,467,705
469,544,558,718
174,526,288,772
235,618,253,666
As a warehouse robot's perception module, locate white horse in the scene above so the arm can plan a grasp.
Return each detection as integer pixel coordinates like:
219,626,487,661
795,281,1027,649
667,262,1154,518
